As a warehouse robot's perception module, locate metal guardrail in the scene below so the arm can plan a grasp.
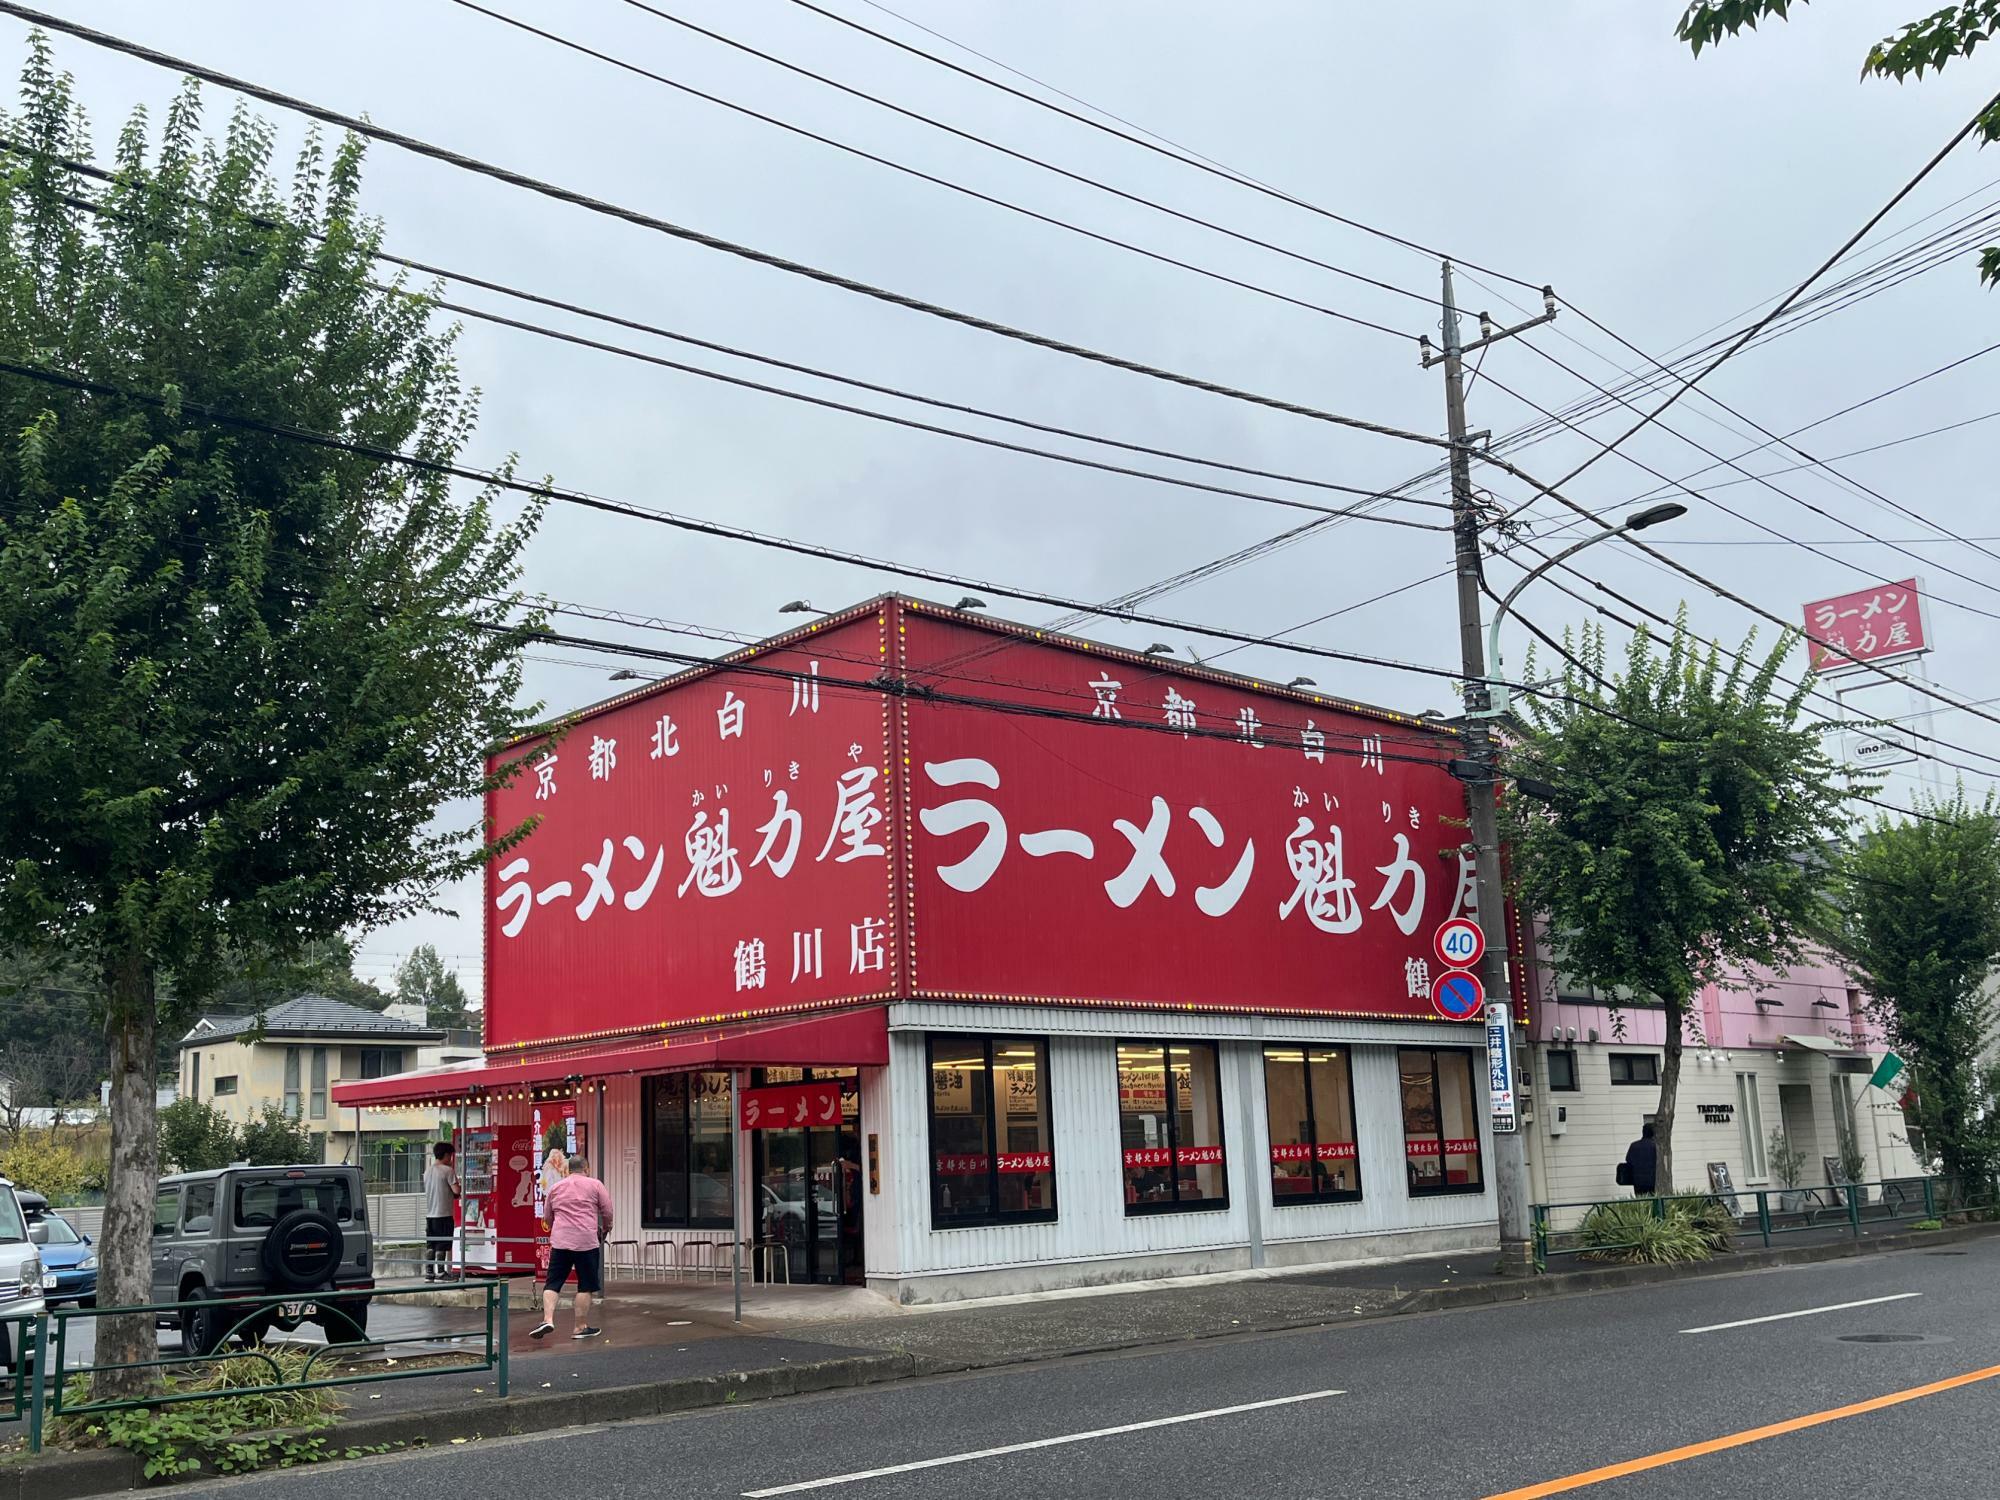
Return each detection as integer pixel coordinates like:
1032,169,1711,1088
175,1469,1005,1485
1531,1175,1998,1272
3,1279,509,1455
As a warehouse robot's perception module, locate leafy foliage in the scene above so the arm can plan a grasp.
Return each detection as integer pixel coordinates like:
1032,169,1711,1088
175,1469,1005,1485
158,1098,241,1173
0,36,547,1389
394,942,473,1030
52,1346,366,1479
1832,794,2000,1185
236,1103,316,1167
1666,1191,1739,1252
0,1128,88,1198
1576,1199,1716,1265
1768,1126,1809,1190
1501,620,1852,1191
1676,1,2000,282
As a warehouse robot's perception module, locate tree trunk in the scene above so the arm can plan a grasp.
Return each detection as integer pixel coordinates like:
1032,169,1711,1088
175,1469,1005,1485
93,950,161,1400
1654,999,1685,1195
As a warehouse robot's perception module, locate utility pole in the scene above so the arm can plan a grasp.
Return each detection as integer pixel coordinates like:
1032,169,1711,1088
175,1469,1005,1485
1424,262,1555,1274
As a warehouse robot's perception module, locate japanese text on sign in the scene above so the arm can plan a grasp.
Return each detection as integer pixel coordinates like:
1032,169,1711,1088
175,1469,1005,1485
740,1081,844,1131
1804,579,1928,674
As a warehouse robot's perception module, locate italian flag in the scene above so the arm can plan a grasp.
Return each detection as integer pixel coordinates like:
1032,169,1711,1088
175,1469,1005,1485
1869,1052,1909,1099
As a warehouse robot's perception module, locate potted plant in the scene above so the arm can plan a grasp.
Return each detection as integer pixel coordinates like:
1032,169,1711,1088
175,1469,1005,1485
1769,1127,1808,1214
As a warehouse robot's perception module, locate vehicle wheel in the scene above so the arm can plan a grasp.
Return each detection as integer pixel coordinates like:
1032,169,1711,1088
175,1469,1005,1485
312,1296,369,1346
182,1287,227,1357
78,1295,95,1310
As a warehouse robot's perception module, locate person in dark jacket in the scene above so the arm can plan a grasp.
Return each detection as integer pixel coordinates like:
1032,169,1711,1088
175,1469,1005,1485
1623,1124,1659,1196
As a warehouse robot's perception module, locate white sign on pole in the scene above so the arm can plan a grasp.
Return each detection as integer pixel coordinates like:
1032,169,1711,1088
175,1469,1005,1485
1485,1001,1517,1135
1836,676,1920,773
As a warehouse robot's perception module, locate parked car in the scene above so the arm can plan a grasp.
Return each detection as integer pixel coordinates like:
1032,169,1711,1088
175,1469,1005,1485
0,1176,44,1378
152,1164,374,1355
18,1191,96,1307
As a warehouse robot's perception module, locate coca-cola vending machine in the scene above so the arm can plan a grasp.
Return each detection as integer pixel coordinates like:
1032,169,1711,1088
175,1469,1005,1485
530,1100,585,1281
456,1124,540,1275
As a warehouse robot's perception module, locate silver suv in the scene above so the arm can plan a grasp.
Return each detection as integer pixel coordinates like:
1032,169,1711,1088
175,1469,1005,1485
0,1175,44,1376
153,1165,374,1354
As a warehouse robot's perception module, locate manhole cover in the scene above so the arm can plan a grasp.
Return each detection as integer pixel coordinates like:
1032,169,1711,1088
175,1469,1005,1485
1838,1333,1926,1344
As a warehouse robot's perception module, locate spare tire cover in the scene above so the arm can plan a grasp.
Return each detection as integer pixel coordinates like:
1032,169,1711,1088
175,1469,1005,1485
261,1208,344,1291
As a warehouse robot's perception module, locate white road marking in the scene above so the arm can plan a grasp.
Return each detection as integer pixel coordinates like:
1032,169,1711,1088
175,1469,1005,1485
741,1389,1346,1495
1681,1292,1923,1334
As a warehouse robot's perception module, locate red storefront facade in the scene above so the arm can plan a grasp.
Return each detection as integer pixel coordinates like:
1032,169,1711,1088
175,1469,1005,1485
340,598,1509,1299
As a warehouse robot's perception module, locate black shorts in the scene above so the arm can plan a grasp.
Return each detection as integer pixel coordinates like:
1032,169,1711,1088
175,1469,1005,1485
545,1246,602,1295
425,1216,454,1248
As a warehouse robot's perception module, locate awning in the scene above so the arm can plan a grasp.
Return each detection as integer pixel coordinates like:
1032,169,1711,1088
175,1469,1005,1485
1781,1033,1863,1057
330,1006,889,1108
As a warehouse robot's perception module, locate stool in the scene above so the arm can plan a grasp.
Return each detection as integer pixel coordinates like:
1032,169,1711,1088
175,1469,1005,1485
606,1239,641,1283
756,1243,790,1285
676,1238,717,1280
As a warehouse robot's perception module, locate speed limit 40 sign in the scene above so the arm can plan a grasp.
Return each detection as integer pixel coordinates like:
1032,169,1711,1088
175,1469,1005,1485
1434,917,1485,970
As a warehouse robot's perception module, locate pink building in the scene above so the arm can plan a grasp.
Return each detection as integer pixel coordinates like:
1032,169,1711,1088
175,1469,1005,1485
1522,939,1921,1209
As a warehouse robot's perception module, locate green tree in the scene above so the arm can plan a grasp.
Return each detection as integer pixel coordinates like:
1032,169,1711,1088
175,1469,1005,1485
1501,621,1852,1192
1831,794,2000,1186
236,1102,316,1167
158,1098,240,1174
205,937,390,1019
0,42,545,1392
1677,2,2000,283
394,943,473,1031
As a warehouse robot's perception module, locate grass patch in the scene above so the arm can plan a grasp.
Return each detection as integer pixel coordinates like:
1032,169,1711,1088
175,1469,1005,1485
1576,1199,1720,1266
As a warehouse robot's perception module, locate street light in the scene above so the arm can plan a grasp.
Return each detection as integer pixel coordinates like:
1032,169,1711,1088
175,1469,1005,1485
1476,502,1686,719
955,596,989,611
1286,676,1317,689
778,599,819,616
1143,643,1174,656
608,669,645,683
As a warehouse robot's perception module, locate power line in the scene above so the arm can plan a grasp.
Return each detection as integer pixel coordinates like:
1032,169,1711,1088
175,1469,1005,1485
1512,90,2000,509
781,0,1548,293
5,5,1456,452
0,355,1530,697
463,0,1435,335
0,139,1450,526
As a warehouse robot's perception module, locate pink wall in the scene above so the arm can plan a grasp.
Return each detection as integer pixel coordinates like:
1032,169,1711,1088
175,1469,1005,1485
1529,946,1888,1053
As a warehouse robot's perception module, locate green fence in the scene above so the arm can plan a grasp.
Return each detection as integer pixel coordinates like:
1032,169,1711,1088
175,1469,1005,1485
1530,1175,1998,1272
5,1278,509,1455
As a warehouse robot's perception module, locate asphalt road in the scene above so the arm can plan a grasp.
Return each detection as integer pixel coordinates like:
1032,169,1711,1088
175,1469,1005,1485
170,1238,2000,1499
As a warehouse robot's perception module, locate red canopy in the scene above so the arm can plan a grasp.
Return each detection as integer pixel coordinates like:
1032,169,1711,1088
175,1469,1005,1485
329,1006,888,1108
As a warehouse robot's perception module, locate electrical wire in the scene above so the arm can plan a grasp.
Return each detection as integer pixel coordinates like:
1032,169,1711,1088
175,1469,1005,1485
0,355,1539,697
0,138,1450,524
464,0,1437,334
2,5,1456,453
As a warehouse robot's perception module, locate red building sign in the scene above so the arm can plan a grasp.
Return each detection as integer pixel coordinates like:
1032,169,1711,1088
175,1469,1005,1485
484,600,1474,1048
1803,578,1929,673
739,1080,844,1131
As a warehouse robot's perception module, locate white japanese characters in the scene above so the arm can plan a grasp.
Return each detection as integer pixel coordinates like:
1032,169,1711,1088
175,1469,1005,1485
1089,675,1122,720
650,714,680,760
791,661,820,716
534,756,558,801
589,736,617,781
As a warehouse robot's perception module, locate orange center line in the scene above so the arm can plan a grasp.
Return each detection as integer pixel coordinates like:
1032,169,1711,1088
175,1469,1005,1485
1483,1362,2000,1499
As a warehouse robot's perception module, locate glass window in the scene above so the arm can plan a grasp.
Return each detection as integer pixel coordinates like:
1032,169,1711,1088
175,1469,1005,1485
1117,1042,1227,1214
214,1075,239,1096
1609,1053,1660,1086
234,1174,353,1226
360,1048,405,1080
1545,1050,1579,1091
928,1035,1055,1227
309,1047,328,1120
152,1189,181,1236
182,1181,217,1232
38,1214,80,1246
1263,1046,1361,1205
1736,1073,1767,1180
283,1047,302,1119
1400,1049,1485,1196
642,1072,734,1227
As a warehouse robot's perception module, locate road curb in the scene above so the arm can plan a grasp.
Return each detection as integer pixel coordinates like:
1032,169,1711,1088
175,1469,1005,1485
6,1350,916,1497
1391,1221,2000,1313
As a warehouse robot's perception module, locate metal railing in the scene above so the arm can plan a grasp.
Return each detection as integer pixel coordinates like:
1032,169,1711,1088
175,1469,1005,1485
3,1279,509,1455
1531,1175,1999,1272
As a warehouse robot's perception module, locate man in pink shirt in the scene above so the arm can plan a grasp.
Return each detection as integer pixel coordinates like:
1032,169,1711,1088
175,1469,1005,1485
531,1154,614,1341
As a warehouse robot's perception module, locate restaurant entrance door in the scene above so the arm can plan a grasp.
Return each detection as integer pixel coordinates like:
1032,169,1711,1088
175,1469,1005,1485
751,1068,863,1285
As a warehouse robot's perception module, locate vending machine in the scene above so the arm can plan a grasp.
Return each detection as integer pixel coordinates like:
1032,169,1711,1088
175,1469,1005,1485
456,1124,540,1275
529,1100,585,1280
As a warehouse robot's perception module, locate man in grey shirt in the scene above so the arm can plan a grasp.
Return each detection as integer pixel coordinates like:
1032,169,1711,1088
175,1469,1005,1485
423,1141,460,1281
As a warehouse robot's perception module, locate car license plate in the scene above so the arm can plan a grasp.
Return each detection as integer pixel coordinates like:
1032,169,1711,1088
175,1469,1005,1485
42,1273,57,1290
278,1301,317,1320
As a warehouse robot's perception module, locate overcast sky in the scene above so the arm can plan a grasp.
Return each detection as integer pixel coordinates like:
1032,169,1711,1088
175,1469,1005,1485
21,2,2000,1003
